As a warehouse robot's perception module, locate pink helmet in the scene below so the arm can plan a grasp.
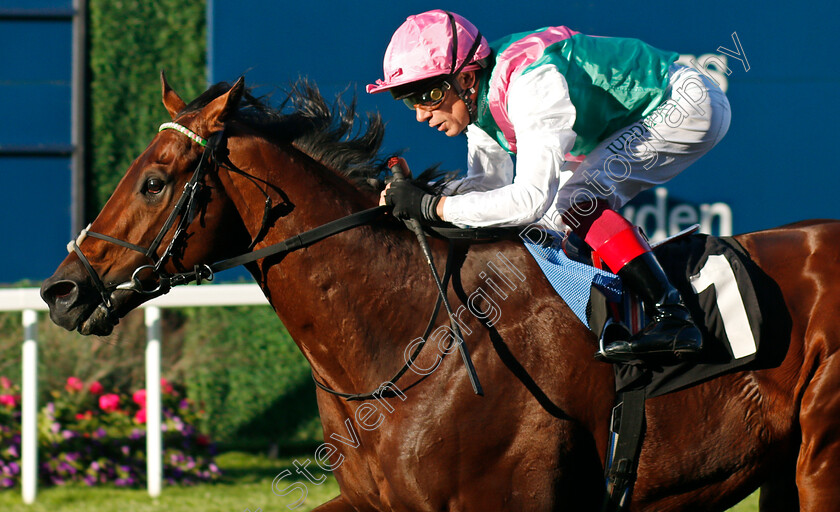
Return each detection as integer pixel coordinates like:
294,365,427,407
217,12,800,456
366,10,490,95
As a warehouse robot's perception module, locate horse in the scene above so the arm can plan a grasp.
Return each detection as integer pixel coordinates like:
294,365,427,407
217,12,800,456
40,75,840,511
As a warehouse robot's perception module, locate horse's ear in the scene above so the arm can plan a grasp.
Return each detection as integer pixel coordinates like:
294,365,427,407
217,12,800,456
202,77,245,133
161,70,186,120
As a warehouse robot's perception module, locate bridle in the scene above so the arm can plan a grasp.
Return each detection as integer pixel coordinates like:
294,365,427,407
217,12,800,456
69,120,480,402
69,121,387,323
67,124,227,324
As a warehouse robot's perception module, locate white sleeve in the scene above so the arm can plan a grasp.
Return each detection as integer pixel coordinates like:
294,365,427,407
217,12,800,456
442,64,578,227
442,126,514,195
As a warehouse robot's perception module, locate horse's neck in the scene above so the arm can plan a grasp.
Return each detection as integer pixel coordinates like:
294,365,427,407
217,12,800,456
223,135,431,393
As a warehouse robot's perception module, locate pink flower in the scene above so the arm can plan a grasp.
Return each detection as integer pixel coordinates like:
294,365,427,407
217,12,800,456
88,381,104,395
160,378,174,395
66,377,84,393
134,408,147,424
132,389,147,408
0,394,17,408
99,393,120,413
0,377,11,389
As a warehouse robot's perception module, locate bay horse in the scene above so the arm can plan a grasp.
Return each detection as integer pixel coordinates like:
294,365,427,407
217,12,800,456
41,76,840,511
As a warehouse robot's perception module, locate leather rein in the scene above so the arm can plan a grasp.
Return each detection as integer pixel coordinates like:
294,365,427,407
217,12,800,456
69,122,459,401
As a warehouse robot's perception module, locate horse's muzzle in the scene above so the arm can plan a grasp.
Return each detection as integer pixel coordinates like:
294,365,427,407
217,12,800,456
40,270,114,335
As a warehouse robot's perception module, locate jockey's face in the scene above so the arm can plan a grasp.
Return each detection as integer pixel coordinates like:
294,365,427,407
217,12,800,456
413,72,476,137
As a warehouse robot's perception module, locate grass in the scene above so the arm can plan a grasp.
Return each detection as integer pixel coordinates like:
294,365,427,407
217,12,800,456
0,451,759,511
0,452,340,512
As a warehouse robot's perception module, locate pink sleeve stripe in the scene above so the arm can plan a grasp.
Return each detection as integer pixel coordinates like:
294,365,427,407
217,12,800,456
488,26,579,153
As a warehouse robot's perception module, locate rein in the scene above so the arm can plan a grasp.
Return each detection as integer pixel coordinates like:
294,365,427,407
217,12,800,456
67,127,226,322
68,123,385,323
68,121,468,401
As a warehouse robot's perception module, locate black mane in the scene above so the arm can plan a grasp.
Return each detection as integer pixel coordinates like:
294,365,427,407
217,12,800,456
181,79,389,190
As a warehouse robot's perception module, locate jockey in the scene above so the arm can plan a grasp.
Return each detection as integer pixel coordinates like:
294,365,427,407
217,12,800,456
366,10,731,362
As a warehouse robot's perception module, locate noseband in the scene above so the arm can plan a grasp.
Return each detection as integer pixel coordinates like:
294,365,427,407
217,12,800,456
68,120,484,401
67,124,224,322
68,122,387,324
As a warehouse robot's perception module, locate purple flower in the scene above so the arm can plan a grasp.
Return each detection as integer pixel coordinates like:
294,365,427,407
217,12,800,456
83,475,96,486
62,429,75,439
121,445,130,456
90,461,100,471
129,429,144,440
1,478,13,488
46,402,55,415
7,444,18,458
50,422,61,434
209,463,219,474
8,462,20,474
93,427,106,439
179,399,189,410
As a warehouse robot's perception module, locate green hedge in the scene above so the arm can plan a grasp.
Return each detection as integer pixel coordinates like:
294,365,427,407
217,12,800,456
179,306,322,445
89,0,207,216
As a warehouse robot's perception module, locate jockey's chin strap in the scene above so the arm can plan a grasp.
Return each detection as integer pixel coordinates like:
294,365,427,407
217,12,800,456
444,10,485,124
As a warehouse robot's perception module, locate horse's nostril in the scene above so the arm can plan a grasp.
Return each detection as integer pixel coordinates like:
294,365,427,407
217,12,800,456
45,280,77,302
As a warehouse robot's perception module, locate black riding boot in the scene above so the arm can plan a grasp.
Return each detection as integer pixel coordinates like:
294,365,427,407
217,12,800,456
598,251,703,362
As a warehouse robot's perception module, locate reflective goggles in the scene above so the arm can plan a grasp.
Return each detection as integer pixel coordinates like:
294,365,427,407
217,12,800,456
401,81,451,111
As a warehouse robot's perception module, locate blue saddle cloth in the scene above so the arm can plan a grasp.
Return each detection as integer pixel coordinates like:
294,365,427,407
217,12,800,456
522,232,789,398
522,233,622,329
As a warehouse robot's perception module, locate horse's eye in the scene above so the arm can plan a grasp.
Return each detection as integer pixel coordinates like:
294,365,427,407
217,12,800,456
145,177,165,195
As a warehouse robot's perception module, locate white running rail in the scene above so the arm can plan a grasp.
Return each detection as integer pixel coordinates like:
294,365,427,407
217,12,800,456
0,284,267,502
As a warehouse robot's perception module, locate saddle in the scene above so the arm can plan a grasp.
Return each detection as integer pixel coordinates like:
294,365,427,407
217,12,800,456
522,224,790,511
426,221,790,511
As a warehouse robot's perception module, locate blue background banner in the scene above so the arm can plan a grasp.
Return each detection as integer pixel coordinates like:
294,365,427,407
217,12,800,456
0,2,74,284
3,1,838,283
209,0,839,239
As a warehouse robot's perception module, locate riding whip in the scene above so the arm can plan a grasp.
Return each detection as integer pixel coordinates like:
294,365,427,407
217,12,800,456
388,157,483,396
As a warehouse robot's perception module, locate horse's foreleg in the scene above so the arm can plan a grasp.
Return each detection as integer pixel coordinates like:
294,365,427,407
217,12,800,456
796,352,840,511
311,494,359,512
758,462,799,511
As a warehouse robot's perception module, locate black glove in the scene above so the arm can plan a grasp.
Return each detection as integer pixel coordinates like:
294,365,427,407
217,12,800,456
385,181,441,222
